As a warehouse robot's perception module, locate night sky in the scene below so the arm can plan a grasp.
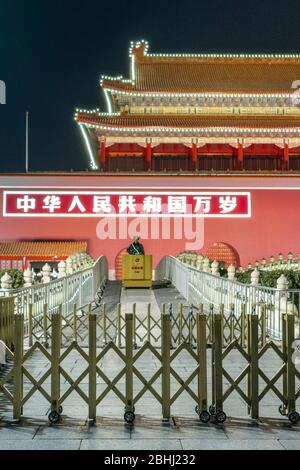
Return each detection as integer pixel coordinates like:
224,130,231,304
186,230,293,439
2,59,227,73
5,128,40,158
1,0,300,173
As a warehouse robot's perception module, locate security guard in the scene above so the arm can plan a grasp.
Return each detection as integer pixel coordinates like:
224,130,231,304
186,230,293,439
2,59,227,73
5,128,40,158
127,236,145,255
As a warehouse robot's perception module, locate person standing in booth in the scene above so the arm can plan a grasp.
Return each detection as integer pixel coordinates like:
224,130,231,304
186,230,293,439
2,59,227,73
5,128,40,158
127,236,145,255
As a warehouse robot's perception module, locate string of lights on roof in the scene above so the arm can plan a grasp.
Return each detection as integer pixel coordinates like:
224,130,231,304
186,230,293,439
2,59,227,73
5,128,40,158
77,121,300,134
102,87,294,99
75,109,119,116
129,39,300,59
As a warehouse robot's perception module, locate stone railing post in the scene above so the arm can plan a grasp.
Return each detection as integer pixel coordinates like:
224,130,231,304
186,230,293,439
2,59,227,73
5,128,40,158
42,264,51,284
277,274,288,291
58,260,66,278
211,260,220,276
287,252,293,269
196,254,204,271
23,268,33,287
1,272,13,291
277,253,283,267
202,257,210,273
251,268,260,286
228,264,236,281
66,258,73,275
72,256,78,272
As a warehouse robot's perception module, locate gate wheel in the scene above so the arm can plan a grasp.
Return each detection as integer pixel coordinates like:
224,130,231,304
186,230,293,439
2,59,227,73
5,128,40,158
48,411,61,424
215,411,227,424
288,411,300,425
124,411,135,425
199,410,211,424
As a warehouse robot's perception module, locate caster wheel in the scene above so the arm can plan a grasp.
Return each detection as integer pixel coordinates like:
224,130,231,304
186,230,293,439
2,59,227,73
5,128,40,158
209,405,215,415
278,405,285,416
215,411,227,424
124,411,135,425
48,411,60,424
288,411,300,424
199,410,211,424
58,406,63,414
195,405,199,414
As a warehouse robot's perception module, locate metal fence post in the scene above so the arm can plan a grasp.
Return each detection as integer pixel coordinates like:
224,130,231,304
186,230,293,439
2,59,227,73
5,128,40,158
286,313,296,414
125,313,134,414
209,304,214,343
28,303,33,348
248,314,259,419
161,312,171,421
79,271,83,307
282,312,288,409
133,303,137,349
197,310,208,413
13,314,24,421
103,303,107,346
73,303,77,342
51,307,61,413
117,303,122,348
212,314,223,413
147,303,151,343
230,303,235,343
189,305,193,348
261,304,267,347
179,303,183,345
241,304,246,348
88,305,97,423
43,304,49,348
220,304,225,347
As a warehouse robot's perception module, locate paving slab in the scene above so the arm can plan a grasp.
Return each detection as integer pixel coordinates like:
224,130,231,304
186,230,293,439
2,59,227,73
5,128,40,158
181,439,284,450
80,439,183,451
0,440,82,450
279,440,300,450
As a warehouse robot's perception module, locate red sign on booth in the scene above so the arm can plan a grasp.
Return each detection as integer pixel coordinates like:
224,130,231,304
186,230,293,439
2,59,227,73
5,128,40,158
3,191,251,218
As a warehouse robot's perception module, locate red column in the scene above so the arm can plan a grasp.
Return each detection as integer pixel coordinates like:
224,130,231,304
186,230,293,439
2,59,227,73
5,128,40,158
145,143,152,171
99,140,106,171
283,143,289,171
191,144,198,171
237,143,244,170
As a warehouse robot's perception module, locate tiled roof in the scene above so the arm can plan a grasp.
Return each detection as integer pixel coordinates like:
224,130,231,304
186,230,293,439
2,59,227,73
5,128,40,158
103,53,300,94
0,241,88,257
77,112,300,130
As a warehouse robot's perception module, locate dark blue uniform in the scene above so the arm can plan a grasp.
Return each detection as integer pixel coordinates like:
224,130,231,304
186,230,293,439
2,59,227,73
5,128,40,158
127,242,145,255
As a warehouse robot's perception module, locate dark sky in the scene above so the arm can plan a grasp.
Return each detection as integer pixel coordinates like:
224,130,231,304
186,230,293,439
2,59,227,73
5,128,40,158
1,0,300,173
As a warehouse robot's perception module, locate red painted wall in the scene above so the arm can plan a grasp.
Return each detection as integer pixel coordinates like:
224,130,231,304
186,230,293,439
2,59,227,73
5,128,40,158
0,174,299,276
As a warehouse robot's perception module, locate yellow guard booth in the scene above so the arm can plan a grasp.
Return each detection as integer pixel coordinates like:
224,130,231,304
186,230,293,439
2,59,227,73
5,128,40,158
122,255,153,288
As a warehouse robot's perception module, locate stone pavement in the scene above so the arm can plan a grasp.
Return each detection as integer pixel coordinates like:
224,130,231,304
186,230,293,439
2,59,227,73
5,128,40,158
0,284,300,450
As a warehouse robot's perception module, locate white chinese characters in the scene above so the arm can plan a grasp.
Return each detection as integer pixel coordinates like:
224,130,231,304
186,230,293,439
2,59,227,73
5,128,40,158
11,192,248,217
